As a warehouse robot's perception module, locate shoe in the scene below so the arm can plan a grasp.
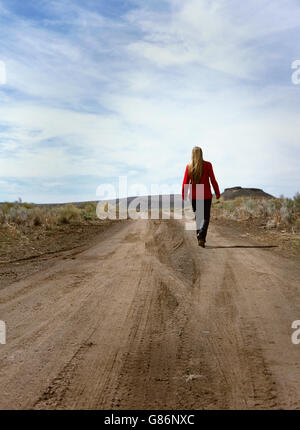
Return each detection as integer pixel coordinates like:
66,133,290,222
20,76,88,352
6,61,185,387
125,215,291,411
198,238,205,248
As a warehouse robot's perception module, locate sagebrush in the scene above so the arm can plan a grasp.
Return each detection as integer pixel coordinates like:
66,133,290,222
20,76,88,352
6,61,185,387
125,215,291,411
0,201,98,230
213,193,300,231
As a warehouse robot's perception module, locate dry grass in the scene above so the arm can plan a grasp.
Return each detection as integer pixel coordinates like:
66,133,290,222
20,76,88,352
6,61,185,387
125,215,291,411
0,201,99,232
212,192,300,232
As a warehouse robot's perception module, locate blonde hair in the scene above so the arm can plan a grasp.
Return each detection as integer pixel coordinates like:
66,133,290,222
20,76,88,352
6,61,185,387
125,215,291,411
188,146,204,183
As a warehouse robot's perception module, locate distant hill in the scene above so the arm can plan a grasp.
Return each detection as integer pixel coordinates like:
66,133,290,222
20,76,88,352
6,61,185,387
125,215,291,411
104,194,189,209
1,189,276,207
0,195,189,208
221,186,274,201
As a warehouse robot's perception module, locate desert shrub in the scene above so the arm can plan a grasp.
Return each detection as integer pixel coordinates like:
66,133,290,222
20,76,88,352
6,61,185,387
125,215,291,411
0,208,5,224
280,205,293,225
294,192,300,213
6,206,29,225
33,213,42,226
222,200,235,211
58,204,81,224
244,198,256,213
233,197,246,208
1,202,16,214
274,198,283,210
26,207,56,228
81,202,97,220
213,193,300,231
80,202,96,212
0,200,102,230
267,199,276,213
258,199,270,217
0,202,37,225
82,212,93,220
22,202,36,209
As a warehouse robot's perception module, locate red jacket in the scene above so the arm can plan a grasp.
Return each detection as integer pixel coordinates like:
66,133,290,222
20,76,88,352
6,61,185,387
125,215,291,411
182,161,221,200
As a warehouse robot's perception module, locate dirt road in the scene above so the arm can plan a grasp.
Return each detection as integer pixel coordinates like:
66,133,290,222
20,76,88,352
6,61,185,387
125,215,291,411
0,216,300,409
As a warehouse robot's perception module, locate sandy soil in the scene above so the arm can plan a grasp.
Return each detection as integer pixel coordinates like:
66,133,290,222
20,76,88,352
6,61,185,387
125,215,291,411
0,220,120,289
0,215,300,410
212,216,300,260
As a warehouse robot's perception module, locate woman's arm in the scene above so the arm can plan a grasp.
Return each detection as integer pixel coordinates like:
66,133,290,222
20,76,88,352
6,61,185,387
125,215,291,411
209,163,221,199
182,165,190,200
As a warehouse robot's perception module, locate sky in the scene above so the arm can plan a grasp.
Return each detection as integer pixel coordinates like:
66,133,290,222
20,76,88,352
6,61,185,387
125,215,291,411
0,0,300,203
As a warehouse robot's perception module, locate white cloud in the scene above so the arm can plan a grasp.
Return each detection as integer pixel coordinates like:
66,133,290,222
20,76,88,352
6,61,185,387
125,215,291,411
0,0,300,202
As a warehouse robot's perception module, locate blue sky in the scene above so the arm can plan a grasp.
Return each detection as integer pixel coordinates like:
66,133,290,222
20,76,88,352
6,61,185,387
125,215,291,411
0,0,300,203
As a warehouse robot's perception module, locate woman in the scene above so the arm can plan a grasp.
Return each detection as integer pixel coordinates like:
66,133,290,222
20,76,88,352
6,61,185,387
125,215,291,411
182,146,221,248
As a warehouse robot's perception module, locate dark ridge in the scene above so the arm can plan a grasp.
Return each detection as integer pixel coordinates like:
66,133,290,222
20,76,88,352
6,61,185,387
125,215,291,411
221,187,274,201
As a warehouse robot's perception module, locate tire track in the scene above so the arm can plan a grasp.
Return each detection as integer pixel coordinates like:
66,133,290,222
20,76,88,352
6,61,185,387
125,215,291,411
0,217,300,409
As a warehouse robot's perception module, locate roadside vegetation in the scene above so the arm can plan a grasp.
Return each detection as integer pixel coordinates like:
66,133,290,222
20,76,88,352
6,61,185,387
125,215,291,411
0,200,121,270
0,201,99,232
212,193,300,233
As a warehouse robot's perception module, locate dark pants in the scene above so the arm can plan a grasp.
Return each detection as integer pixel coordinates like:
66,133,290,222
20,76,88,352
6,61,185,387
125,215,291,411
191,198,212,242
